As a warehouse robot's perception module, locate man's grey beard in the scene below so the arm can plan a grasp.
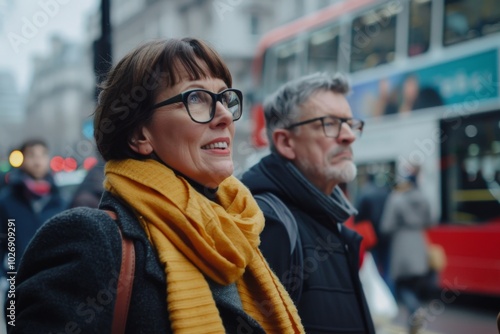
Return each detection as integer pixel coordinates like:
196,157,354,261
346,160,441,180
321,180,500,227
326,160,357,184
296,158,357,186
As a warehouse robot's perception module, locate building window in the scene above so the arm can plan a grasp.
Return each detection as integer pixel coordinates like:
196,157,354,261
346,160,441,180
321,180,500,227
250,14,259,35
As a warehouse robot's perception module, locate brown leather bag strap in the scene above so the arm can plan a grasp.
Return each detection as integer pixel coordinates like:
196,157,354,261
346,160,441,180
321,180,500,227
104,210,135,334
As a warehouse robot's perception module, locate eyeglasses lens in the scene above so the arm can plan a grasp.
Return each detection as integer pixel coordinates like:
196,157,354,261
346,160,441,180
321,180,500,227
323,117,363,138
186,91,212,123
186,90,241,123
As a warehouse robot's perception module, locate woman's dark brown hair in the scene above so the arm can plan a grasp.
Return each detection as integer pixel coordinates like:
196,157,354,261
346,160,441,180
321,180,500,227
93,38,233,161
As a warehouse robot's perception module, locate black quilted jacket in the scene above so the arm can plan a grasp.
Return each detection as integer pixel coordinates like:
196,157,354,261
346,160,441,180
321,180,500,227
241,153,376,334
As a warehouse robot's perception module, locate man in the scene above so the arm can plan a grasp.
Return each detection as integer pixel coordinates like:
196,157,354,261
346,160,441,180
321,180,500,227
0,139,66,276
241,72,375,334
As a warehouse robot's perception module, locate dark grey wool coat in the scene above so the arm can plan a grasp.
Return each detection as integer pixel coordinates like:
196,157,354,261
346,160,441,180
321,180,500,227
9,192,265,333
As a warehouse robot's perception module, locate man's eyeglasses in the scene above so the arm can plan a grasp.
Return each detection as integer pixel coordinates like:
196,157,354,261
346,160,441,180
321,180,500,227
150,88,243,124
286,115,364,138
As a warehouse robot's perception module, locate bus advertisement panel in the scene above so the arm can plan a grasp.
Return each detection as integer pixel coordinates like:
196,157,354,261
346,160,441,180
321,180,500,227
348,49,498,119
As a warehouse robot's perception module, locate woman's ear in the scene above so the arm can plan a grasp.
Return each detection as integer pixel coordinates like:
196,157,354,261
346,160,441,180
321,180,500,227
273,129,296,160
129,127,154,156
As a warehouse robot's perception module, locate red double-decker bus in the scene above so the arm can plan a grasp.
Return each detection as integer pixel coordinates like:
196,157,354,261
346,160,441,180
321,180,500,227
249,0,500,296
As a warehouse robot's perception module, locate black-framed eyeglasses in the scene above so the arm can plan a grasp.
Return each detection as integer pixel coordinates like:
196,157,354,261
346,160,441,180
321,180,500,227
150,88,243,124
286,115,364,138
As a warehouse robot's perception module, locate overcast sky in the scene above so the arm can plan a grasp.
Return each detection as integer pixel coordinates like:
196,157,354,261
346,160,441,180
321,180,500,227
0,0,99,94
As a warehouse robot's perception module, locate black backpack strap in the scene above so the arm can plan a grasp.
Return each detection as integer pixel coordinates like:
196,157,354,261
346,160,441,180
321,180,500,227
254,193,303,303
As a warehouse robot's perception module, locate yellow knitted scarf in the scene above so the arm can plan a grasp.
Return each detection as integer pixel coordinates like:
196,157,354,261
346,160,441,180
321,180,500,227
104,159,304,334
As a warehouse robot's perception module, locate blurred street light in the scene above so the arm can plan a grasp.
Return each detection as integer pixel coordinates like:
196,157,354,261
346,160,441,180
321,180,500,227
8,150,23,168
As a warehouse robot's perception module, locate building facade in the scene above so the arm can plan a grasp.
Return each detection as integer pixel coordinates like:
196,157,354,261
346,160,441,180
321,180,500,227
0,71,24,159
24,36,95,162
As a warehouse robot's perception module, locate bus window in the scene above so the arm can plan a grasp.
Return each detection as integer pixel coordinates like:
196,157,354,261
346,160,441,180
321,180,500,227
350,3,399,72
307,25,340,74
479,0,500,36
408,0,431,57
275,39,303,90
441,111,500,223
444,0,500,46
350,161,396,204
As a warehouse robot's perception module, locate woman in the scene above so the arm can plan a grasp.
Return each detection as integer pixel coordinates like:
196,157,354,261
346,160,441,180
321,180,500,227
11,38,304,333
380,167,434,334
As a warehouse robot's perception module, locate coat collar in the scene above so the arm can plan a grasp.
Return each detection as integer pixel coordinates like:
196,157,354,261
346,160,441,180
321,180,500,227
250,153,357,224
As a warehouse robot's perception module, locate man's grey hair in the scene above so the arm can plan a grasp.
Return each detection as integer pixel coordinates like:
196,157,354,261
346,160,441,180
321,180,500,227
264,72,351,152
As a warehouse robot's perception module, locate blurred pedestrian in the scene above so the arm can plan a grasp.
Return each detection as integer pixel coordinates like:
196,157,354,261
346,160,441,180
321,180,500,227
355,172,392,289
241,72,375,334
0,139,66,327
0,172,7,190
380,165,434,334
69,157,105,208
0,139,66,275
496,310,500,333
10,38,303,333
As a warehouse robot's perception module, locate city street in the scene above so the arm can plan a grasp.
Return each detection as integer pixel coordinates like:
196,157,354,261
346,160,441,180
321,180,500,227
379,295,499,334
0,283,497,333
